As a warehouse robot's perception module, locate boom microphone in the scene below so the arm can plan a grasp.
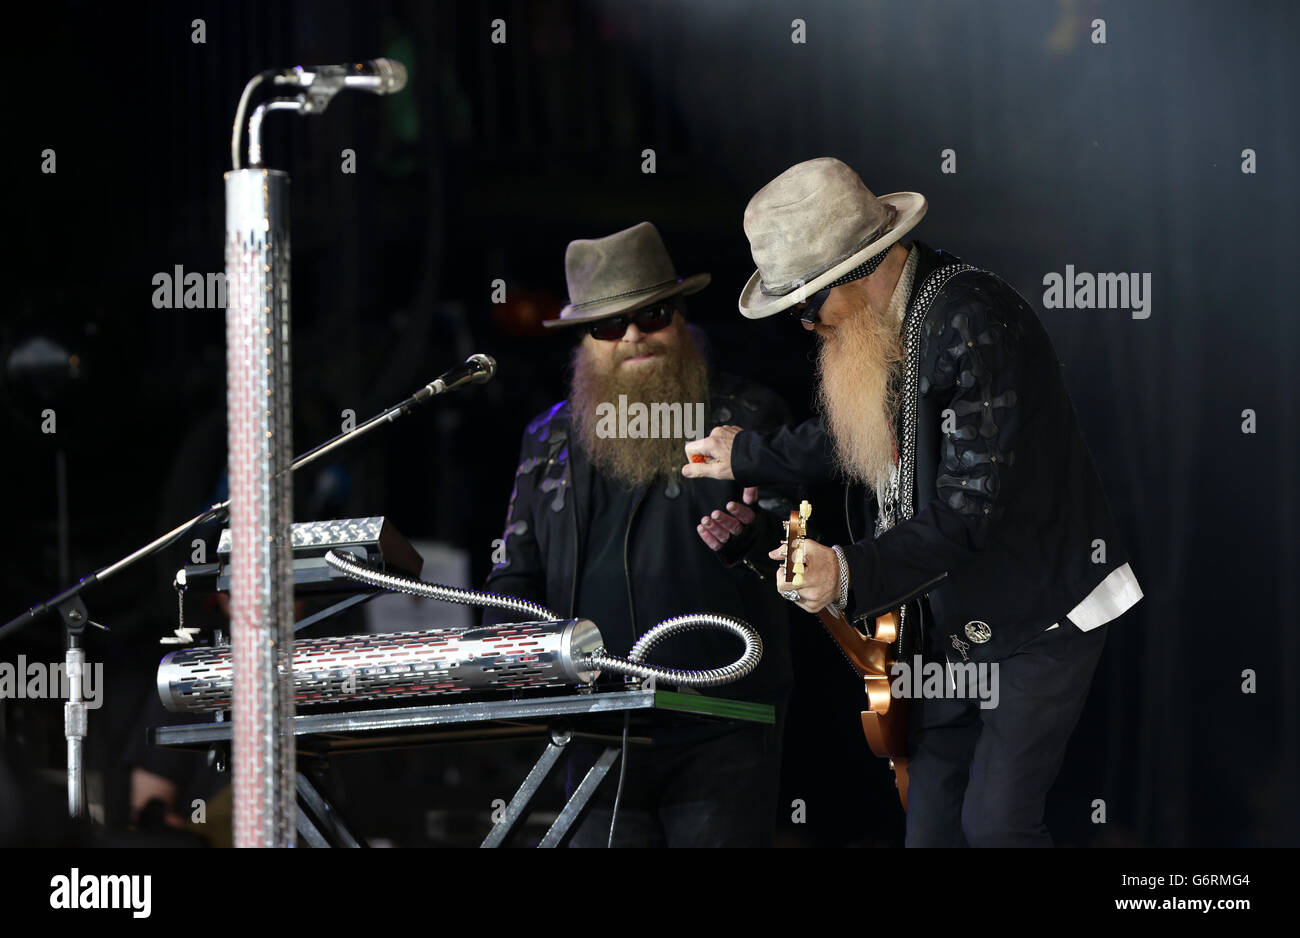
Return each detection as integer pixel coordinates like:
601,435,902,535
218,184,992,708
414,353,497,401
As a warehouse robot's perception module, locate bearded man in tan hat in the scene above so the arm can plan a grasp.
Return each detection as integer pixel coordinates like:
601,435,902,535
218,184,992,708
683,158,1143,847
484,222,796,847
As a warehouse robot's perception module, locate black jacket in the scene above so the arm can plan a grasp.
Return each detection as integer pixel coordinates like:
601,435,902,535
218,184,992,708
484,372,795,701
731,242,1133,662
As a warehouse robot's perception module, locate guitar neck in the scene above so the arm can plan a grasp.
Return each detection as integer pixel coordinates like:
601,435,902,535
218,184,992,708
782,498,892,682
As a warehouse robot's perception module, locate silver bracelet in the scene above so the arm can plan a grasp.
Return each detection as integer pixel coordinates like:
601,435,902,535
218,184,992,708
830,545,850,611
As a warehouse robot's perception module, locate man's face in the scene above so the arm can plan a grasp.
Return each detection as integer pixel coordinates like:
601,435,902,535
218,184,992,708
579,307,688,374
803,285,856,337
569,302,711,486
801,246,901,339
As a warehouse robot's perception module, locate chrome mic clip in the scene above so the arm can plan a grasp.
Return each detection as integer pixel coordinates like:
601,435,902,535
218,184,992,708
271,59,408,114
235,59,408,168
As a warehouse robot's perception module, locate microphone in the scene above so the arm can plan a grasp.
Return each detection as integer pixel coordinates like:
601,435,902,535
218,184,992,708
413,354,497,402
273,58,408,96
1,349,493,639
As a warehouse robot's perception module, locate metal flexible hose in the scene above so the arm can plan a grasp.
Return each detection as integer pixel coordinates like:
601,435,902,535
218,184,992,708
325,549,558,621
589,613,763,688
323,550,762,688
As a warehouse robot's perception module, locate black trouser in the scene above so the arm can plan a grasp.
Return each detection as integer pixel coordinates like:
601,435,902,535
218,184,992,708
904,621,1107,847
564,698,787,848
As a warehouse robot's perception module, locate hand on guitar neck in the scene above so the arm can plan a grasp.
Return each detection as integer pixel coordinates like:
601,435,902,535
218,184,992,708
768,500,844,615
773,499,911,810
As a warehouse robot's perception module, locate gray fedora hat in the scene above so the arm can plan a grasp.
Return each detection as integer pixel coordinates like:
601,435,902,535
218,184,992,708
738,157,927,319
544,221,710,328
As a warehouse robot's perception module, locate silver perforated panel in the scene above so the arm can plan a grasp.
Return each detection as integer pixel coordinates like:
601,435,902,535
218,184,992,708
158,619,604,713
217,517,385,556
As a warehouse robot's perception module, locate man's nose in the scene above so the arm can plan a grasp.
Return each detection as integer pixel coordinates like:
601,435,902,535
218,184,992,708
800,319,816,332
622,323,645,342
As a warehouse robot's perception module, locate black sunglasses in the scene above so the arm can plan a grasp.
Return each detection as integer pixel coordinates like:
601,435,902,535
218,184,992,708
588,301,677,341
787,286,833,325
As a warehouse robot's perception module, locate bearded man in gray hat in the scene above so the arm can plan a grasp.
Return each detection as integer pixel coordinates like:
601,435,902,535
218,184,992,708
484,222,795,847
684,158,1142,847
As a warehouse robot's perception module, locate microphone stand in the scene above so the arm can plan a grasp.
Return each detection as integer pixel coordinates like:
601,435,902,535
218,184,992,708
0,367,491,818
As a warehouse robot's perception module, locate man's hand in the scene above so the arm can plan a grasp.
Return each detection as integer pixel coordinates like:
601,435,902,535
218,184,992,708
770,538,840,614
129,768,186,829
696,486,758,551
682,425,741,480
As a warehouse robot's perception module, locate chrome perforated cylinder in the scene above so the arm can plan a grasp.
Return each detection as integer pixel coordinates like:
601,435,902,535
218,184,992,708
157,620,603,713
224,168,294,848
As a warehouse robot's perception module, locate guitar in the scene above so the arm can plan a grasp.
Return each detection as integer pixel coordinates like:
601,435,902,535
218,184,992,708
783,500,912,810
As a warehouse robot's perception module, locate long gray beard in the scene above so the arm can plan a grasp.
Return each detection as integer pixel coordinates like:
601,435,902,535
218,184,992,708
569,334,711,487
814,302,903,500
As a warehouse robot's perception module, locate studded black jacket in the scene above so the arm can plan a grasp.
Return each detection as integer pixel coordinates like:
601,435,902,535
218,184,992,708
730,241,1133,662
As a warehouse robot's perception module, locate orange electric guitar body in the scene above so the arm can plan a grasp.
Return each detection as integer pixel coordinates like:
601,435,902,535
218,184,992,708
783,501,911,810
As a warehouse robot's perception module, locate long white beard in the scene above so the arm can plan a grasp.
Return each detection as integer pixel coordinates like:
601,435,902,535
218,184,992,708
815,302,902,498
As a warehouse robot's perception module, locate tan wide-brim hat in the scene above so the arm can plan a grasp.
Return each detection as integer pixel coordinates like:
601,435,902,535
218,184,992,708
738,157,927,319
544,221,710,328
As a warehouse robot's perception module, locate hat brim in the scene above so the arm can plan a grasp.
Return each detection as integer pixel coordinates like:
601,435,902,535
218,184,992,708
543,273,711,329
737,192,928,320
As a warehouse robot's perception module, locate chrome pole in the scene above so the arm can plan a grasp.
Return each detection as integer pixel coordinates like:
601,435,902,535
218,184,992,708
224,166,295,847
64,642,86,818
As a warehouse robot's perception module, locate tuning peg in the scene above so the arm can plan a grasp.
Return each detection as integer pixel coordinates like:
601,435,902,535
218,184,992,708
799,500,812,520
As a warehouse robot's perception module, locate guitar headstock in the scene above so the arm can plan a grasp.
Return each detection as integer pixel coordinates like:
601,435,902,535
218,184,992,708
781,500,812,587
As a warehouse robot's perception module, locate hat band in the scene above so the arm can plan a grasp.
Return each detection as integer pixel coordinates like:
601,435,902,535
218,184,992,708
758,204,898,297
822,248,891,288
570,277,680,311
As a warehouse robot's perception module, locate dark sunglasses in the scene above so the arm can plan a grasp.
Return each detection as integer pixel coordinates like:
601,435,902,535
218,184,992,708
588,301,677,341
788,286,833,325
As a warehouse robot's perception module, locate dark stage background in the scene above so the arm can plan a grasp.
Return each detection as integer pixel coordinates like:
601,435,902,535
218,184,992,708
2,0,1296,847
